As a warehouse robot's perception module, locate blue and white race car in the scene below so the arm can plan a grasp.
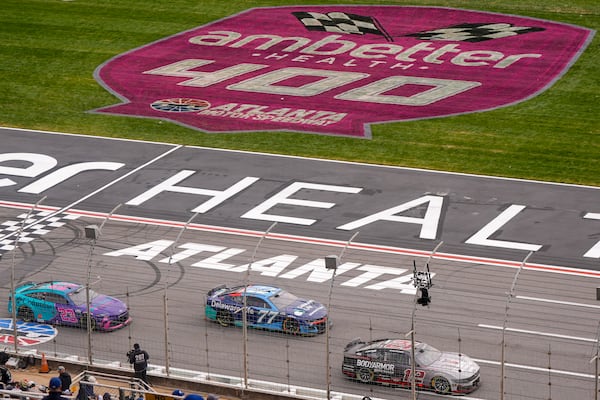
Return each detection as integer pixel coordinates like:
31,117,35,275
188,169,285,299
205,284,328,335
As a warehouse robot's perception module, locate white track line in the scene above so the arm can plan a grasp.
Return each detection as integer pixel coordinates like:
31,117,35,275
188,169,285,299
478,324,596,343
516,295,600,309
473,357,596,379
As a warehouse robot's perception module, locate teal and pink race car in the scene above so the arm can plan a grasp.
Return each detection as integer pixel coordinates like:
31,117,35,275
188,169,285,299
8,281,131,331
205,284,328,335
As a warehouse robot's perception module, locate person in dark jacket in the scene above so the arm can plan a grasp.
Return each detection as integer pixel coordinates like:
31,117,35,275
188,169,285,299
127,343,150,384
0,366,12,389
42,377,70,400
57,365,72,393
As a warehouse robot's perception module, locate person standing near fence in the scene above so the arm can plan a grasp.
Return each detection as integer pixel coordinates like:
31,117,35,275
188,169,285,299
127,343,150,384
57,366,72,394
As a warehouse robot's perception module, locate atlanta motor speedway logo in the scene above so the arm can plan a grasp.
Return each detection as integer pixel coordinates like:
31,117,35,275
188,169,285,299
0,319,58,346
92,6,593,138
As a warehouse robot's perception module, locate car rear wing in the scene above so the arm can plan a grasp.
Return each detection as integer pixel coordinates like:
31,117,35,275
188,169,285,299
14,281,37,291
207,284,228,297
344,337,364,351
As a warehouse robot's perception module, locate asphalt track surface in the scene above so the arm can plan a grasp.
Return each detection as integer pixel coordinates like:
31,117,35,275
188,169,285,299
1,127,600,400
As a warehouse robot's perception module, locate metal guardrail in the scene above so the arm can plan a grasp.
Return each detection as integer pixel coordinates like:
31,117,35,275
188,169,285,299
1,350,385,400
0,388,50,399
1,371,154,400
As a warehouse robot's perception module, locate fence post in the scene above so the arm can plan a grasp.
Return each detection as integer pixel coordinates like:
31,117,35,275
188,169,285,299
85,204,122,365
500,251,533,400
326,231,359,400
164,212,200,376
590,322,600,400
243,222,277,392
10,195,46,354
409,241,442,400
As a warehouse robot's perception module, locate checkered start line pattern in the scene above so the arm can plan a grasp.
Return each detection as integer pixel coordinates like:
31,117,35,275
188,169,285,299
0,210,79,255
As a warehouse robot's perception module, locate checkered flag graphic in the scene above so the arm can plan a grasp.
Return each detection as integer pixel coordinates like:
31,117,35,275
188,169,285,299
404,23,544,43
0,210,79,254
292,11,392,41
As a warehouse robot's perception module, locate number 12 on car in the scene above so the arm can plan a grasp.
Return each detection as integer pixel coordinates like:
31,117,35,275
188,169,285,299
403,369,426,384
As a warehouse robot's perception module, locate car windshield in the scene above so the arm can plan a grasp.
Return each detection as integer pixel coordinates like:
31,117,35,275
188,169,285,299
68,287,100,306
269,290,298,309
414,343,442,366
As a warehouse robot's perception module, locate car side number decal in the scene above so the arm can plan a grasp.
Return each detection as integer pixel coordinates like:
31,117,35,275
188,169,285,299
403,369,426,384
256,310,279,324
56,306,78,323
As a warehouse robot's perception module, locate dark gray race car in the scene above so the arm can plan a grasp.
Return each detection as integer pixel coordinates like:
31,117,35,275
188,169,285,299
342,338,480,395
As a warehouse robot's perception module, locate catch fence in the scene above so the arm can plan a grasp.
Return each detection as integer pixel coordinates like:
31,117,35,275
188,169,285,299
1,203,599,400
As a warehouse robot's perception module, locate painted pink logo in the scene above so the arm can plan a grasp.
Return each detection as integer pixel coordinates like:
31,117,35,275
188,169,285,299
92,6,593,138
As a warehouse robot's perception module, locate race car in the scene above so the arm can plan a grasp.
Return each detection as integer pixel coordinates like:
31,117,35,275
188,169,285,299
342,338,480,395
205,284,328,335
7,281,131,332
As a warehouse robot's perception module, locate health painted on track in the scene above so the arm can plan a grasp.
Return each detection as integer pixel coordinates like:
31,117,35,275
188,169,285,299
1,152,599,260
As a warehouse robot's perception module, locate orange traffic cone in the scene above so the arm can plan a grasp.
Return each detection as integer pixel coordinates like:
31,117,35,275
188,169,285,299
39,353,50,373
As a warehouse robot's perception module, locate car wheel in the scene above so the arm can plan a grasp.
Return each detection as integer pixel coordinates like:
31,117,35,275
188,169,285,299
79,314,97,331
282,318,300,334
216,310,233,327
431,376,451,394
356,367,375,383
17,306,34,322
